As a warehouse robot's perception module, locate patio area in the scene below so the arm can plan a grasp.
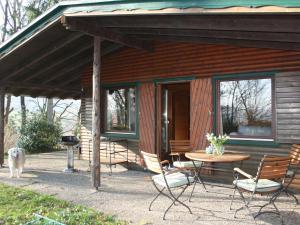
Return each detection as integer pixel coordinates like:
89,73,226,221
0,151,299,225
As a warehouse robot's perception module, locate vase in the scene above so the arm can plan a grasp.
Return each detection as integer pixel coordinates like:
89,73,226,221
213,145,225,156
205,145,213,154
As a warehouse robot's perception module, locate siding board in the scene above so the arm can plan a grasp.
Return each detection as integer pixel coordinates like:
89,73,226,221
81,42,300,86
276,72,300,144
190,78,212,150
139,83,155,153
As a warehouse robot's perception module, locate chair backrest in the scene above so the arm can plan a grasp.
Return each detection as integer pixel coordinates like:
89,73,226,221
256,155,291,180
289,144,300,165
169,140,192,155
141,151,163,174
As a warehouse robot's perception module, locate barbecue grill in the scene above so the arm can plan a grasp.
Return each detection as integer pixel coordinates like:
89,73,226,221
61,136,79,173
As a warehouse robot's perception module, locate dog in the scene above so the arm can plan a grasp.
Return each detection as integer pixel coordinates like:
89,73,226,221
8,147,26,178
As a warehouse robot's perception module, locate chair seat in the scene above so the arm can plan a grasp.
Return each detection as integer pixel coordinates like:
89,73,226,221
152,172,194,188
286,169,295,177
173,161,202,168
233,179,281,193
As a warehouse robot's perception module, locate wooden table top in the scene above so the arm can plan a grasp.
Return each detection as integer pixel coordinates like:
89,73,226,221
185,152,250,163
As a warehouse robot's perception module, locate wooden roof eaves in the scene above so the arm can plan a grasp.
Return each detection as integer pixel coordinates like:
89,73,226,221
2,0,300,59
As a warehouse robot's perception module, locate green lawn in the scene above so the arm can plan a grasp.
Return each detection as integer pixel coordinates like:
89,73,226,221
0,183,127,225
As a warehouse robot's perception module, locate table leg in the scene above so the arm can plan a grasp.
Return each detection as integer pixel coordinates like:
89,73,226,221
189,160,207,202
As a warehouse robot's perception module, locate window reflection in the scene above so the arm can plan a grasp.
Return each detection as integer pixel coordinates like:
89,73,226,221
106,87,136,133
219,78,272,138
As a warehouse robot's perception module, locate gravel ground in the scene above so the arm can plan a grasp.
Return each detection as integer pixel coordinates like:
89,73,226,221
0,151,299,225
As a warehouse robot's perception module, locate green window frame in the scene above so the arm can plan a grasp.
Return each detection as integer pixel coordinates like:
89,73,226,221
102,82,139,139
213,72,277,146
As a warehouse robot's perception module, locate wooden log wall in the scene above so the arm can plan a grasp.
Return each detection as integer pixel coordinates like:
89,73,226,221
190,78,212,150
276,72,300,143
81,41,300,86
139,82,155,154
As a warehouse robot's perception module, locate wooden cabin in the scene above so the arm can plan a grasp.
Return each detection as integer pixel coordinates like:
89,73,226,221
80,41,300,187
0,0,300,188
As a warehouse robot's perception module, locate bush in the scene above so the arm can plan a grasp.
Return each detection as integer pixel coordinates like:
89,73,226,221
18,114,62,153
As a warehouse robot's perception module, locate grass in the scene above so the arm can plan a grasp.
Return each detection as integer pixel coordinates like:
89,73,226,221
0,183,127,225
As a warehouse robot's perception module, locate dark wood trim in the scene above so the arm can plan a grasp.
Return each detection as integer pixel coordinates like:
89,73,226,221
23,41,93,82
92,36,101,189
42,57,92,84
132,34,300,51
118,28,300,44
2,82,81,95
84,15,300,33
1,33,83,82
61,16,153,51
0,88,4,167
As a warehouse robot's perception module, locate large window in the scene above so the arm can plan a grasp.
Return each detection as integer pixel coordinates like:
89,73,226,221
217,76,274,140
105,86,136,134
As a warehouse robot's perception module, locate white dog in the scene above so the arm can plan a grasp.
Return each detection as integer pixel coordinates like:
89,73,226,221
8,147,26,178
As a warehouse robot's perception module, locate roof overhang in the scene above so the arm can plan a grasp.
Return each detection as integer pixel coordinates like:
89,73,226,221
1,0,300,99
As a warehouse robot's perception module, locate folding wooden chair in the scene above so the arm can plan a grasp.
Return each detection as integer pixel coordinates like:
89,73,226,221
141,151,194,220
283,144,300,204
169,140,206,201
231,155,291,225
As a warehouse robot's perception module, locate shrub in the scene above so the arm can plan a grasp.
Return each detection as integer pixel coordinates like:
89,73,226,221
18,114,62,153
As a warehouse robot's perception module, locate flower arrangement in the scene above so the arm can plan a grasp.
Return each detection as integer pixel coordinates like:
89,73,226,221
206,133,230,156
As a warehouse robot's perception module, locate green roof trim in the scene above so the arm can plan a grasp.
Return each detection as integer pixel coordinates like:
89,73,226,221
1,0,300,57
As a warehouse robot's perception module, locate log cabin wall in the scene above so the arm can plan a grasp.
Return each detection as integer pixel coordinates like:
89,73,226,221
81,41,300,86
139,82,155,154
80,41,300,187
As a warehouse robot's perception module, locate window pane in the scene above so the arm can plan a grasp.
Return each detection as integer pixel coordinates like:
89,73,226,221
219,78,272,138
106,87,136,133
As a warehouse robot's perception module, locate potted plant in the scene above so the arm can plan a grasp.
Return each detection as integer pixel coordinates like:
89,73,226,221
206,133,230,156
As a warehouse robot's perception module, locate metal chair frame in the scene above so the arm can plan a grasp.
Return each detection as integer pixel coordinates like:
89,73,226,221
141,151,193,220
231,155,291,225
169,140,207,201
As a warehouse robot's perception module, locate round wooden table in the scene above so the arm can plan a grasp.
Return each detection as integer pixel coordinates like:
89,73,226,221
185,151,251,198
185,152,250,163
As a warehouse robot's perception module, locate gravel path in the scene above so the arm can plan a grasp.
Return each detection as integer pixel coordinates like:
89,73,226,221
0,151,299,225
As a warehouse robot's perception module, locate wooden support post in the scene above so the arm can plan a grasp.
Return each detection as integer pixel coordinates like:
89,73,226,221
0,88,4,167
92,37,101,189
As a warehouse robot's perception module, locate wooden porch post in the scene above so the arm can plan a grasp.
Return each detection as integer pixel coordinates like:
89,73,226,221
0,88,4,167
92,37,101,189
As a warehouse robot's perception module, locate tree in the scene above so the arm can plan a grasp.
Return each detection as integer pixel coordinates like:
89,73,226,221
25,0,59,23
0,0,27,126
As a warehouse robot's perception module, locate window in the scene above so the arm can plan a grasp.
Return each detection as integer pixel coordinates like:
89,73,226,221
216,76,274,140
105,86,136,134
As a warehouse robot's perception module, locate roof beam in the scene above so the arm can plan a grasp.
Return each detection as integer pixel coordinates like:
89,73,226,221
2,82,81,95
61,16,153,51
22,41,121,84
134,34,300,51
41,56,92,84
0,33,83,82
52,42,123,85
22,40,93,82
82,15,300,33
119,28,300,44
